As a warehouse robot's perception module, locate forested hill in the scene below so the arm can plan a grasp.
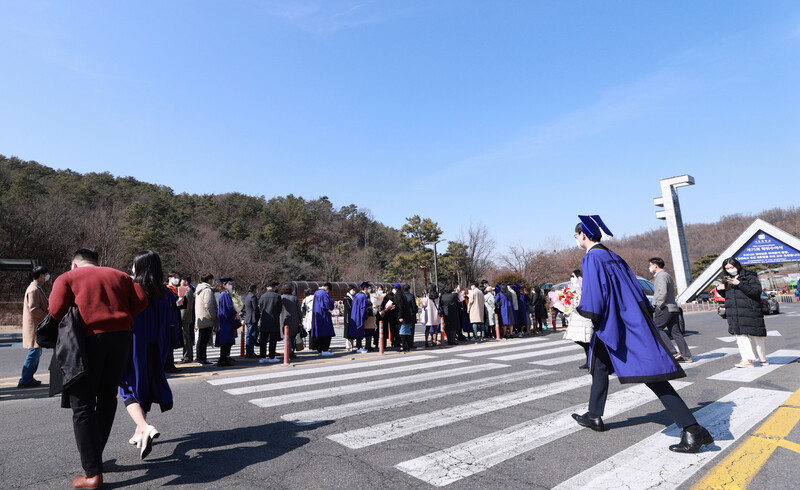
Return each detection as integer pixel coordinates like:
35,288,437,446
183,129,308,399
1,155,798,300
0,155,404,299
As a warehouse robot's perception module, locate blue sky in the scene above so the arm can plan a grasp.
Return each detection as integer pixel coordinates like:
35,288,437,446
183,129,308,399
2,1,799,255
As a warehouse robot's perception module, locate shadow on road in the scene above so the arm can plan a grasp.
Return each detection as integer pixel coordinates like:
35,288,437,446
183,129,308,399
104,420,330,487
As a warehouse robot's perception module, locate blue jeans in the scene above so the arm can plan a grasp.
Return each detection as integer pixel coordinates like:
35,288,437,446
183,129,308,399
19,347,42,384
472,322,484,338
245,323,258,355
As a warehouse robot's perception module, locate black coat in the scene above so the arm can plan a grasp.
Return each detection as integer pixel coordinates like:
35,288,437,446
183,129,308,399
41,307,89,407
258,290,283,334
719,269,766,336
243,292,260,325
440,293,461,331
343,294,354,339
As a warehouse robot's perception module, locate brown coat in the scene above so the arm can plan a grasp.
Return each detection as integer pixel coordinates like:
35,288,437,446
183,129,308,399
22,281,49,349
467,287,485,323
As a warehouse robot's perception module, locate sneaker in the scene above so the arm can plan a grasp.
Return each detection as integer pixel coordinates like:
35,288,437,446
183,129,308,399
734,361,754,368
320,351,334,357
268,357,281,363
356,348,368,353
197,360,213,365
760,360,770,366
258,358,270,364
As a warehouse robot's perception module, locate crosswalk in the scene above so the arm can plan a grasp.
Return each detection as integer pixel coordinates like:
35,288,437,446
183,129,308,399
203,329,800,488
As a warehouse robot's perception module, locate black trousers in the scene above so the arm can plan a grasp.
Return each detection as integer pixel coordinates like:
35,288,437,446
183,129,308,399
401,334,413,352
655,309,692,358
196,328,213,362
589,339,696,429
181,323,194,361
316,336,332,353
219,343,232,360
260,332,280,358
69,331,132,477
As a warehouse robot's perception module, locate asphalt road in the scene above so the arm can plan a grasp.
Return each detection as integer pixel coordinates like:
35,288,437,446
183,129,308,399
1,304,799,489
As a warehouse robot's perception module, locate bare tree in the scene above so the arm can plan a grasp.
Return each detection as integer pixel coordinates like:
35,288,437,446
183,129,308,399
459,222,495,282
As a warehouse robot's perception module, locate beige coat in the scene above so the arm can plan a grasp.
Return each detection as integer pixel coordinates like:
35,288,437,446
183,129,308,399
467,287,485,323
194,282,218,329
22,281,49,349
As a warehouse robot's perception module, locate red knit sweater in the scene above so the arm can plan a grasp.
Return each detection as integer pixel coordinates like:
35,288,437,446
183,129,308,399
49,265,149,337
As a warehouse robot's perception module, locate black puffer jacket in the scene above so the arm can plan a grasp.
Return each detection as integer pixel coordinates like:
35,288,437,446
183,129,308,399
719,269,766,336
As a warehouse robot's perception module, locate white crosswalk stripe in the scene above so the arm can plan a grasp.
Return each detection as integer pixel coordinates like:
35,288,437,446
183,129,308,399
553,387,792,490
395,381,692,486
249,362,509,408
282,368,555,426
226,358,468,395
490,343,583,361
456,338,567,357
328,374,589,449
707,349,800,382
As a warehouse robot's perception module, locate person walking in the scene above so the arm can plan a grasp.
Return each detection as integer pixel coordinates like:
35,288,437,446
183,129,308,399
119,250,176,460
650,257,692,363
311,283,336,356
194,274,217,365
19,265,50,388
467,281,486,342
717,257,768,367
569,215,712,453
243,284,260,358
562,270,593,369
49,248,149,488
215,278,238,367
177,275,195,364
258,281,283,363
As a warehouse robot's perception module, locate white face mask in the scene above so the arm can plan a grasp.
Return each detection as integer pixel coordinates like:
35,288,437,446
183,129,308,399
575,237,583,249
171,277,180,286
131,265,136,276
44,274,51,281
649,266,656,275
725,268,738,276
569,276,579,286
392,288,397,294
226,284,233,292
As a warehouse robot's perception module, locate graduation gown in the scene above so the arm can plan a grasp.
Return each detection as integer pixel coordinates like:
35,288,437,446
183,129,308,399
349,292,369,339
217,291,236,345
577,244,684,384
119,288,175,412
311,290,335,338
494,288,514,326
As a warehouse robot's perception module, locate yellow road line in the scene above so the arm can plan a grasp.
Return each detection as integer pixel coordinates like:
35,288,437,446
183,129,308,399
693,389,800,489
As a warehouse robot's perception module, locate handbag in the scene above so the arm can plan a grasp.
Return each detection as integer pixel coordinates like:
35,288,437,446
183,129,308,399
294,333,305,351
36,313,59,349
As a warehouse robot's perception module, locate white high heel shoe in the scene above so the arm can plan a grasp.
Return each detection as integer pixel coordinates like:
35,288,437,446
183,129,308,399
140,425,160,460
129,434,142,446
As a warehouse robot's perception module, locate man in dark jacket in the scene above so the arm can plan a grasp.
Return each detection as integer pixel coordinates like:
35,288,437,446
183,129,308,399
243,284,260,358
258,281,282,363
402,284,418,348
440,286,461,345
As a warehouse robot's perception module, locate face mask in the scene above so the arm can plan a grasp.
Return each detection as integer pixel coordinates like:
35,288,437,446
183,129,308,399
575,237,583,249
131,266,136,276
226,284,233,292
725,268,738,276
649,266,656,275
45,274,51,281
569,276,579,286
392,288,397,294
171,278,180,286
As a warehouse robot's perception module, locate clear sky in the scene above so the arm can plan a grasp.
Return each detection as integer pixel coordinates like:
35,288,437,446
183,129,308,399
2,1,799,255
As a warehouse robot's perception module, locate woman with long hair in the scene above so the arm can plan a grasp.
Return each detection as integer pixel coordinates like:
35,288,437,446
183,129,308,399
717,257,768,367
424,284,440,348
119,250,176,459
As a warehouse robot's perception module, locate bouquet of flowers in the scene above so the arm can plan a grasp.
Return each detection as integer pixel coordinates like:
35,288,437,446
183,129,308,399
561,287,580,313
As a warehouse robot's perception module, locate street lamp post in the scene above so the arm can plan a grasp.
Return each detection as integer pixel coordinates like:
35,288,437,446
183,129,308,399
424,239,446,292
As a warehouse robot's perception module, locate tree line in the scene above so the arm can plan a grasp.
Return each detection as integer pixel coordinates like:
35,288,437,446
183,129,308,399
2,155,798,306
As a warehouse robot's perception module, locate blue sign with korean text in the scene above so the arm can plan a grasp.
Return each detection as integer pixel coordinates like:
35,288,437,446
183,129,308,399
736,231,800,264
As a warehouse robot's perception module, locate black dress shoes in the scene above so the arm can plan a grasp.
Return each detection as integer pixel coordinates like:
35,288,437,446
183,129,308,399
572,412,605,432
578,363,589,369
669,425,714,453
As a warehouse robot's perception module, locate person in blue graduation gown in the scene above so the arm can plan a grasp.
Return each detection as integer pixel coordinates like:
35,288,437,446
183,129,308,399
119,250,175,459
312,282,335,356
494,285,514,338
571,215,713,453
349,282,371,353
216,278,238,366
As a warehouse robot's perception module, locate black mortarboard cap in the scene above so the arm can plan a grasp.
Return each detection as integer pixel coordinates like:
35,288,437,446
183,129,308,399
220,277,234,282
578,215,613,241
359,281,371,289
